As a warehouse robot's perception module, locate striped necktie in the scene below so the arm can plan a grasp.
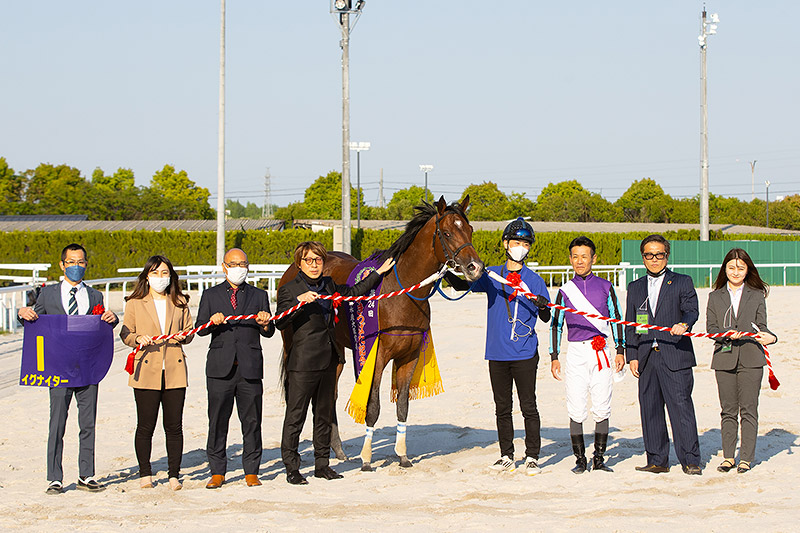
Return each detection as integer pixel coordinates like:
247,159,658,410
68,286,79,315
230,286,239,311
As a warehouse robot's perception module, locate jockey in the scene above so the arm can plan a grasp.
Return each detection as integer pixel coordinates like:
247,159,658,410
448,217,550,475
549,236,625,473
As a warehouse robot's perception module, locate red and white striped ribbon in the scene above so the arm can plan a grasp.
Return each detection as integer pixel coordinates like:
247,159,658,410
487,270,780,390
124,267,447,374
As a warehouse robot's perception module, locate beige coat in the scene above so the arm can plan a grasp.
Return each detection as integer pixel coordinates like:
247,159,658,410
120,295,194,390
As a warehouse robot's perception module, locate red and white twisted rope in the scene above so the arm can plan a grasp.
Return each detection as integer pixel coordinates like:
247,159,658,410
487,270,780,390
124,267,447,374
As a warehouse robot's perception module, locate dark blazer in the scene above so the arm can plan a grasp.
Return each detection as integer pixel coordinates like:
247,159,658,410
625,269,699,371
275,271,381,372
32,282,118,326
195,281,275,380
706,284,776,370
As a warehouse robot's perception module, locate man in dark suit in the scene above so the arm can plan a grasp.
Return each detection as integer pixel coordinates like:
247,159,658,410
17,243,119,494
275,241,394,485
625,234,702,475
195,248,274,489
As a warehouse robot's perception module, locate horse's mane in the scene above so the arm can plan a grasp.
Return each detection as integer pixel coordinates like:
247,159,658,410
376,200,469,261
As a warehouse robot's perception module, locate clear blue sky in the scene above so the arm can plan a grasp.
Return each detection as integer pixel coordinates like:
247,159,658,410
1,1,798,207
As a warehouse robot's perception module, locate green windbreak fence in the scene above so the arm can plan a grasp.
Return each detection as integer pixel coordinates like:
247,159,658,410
621,240,800,287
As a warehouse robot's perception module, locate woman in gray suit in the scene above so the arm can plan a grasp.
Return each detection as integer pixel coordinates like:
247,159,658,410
706,248,776,474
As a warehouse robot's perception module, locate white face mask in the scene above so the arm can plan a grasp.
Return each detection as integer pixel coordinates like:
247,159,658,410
148,276,170,294
507,245,529,263
226,266,248,286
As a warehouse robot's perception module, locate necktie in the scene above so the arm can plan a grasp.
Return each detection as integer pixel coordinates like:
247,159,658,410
230,287,239,311
68,287,79,315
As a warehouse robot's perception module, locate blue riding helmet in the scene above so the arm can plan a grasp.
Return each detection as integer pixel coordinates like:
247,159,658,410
502,217,535,244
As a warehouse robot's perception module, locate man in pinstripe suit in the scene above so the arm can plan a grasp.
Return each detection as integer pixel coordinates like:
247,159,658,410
625,235,702,475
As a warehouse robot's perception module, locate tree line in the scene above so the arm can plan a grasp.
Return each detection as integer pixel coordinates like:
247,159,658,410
2,157,798,229
0,157,213,220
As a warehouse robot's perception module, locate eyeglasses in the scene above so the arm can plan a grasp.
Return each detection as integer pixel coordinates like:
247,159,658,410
63,260,87,267
225,261,249,268
642,252,667,260
302,257,323,266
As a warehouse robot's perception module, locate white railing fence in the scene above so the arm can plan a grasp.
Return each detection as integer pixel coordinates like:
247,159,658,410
4,261,800,332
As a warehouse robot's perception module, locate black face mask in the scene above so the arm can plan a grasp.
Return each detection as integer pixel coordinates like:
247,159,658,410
647,267,667,278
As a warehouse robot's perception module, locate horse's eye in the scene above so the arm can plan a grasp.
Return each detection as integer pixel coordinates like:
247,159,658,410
444,231,451,238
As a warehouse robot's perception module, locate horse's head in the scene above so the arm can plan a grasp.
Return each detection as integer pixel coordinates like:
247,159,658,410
433,195,485,282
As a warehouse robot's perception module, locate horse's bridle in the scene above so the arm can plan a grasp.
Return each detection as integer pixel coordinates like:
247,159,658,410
432,211,475,268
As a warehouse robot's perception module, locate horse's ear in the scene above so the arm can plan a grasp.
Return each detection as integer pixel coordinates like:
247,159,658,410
460,195,470,212
436,196,446,215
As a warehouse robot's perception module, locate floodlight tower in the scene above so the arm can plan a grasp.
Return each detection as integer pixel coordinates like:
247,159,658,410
331,0,366,253
350,141,371,229
698,8,719,241
419,165,433,203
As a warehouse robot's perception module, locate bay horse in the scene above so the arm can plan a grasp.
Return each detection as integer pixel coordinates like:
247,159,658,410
278,196,484,470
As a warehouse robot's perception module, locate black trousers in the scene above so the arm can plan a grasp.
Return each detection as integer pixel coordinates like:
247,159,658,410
206,364,263,475
281,362,337,472
638,349,701,467
488,354,541,460
133,372,186,478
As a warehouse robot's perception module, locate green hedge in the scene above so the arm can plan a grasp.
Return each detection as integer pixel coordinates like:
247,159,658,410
0,228,796,281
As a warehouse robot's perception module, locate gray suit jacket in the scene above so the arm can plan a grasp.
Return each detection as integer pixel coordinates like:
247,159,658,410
25,282,118,326
706,284,775,370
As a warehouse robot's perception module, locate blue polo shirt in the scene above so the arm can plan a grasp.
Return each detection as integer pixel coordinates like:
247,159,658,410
471,265,550,361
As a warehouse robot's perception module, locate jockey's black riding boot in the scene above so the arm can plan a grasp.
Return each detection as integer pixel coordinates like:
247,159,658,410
570,434,587,474
592,432,613,472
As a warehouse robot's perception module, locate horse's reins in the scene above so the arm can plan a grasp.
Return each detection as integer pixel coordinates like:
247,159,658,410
395,210,476,301
433,211,475,269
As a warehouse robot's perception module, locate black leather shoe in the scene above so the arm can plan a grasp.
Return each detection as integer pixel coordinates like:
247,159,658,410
77,477,106,492
635,464,669,474
286,470,308,485
314,466,344,480
46,481,63,495
682,464,702,475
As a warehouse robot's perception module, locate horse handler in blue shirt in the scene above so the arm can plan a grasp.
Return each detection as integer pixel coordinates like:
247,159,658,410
448,218,550,475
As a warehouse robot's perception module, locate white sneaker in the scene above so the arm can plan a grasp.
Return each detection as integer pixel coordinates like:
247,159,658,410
523,457,541,476
490,456,516,472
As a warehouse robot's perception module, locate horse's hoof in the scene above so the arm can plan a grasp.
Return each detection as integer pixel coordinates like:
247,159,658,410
399,456,413,468
361,463,374,472
333,447,348,461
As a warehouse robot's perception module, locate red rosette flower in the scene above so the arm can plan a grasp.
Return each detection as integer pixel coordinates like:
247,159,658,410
331,292,342,323
591,335,610,370
506,272,522,301
590,335,606,352
92,304,105,315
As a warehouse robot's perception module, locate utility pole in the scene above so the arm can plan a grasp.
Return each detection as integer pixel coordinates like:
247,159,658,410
262,168,272,218
379,168,385,209
216,0,226,264
750,160,757,201
765,180,771,228
698,8,719,242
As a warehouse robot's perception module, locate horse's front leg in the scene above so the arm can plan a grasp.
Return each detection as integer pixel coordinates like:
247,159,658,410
330,362,348,461
360,357,386,472
393,354,420,468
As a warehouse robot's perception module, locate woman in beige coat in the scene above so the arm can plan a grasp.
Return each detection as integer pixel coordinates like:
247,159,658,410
120,255,194,490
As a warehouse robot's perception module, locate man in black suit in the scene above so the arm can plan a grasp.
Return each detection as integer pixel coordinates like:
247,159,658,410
17,243,119,494
195,248,274,489
625,234,702,475
275,241,394,485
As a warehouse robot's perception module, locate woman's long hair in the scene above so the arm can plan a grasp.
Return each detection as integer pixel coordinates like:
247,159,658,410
124,255,189,307
713,248,769,296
